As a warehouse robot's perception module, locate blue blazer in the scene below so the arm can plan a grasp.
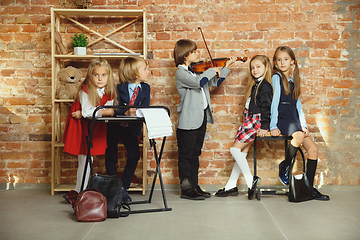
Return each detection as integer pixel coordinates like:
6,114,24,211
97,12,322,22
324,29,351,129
115,82,151,137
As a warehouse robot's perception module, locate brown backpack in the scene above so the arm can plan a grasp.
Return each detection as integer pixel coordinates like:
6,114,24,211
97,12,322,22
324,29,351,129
74,189,107,222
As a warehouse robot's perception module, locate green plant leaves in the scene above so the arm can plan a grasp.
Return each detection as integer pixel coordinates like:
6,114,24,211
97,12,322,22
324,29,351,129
70,33,89,47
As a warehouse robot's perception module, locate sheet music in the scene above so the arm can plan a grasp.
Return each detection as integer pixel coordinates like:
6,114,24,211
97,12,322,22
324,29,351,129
136,108,172,139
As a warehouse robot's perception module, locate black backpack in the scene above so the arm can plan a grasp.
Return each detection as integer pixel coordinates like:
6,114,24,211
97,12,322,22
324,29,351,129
88,174,130,217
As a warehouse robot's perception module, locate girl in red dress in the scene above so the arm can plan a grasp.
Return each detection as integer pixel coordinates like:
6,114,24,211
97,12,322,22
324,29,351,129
63,58,117,197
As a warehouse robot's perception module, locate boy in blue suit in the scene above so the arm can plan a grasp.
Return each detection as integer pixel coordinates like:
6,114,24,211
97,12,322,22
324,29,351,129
105,57,150,204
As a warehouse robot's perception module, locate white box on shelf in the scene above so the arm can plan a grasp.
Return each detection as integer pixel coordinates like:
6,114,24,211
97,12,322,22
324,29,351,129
74,47,86,55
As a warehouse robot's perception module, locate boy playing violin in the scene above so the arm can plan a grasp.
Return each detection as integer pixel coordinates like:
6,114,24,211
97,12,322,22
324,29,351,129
173,39,236,200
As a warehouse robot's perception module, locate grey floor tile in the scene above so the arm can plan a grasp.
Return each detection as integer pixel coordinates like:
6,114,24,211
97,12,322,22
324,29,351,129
0,188,359,240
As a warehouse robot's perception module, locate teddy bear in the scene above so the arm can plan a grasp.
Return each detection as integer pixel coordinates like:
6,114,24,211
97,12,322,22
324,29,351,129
56,66,83,99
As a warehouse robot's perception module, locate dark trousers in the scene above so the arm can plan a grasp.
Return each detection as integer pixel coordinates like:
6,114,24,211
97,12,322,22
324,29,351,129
176,110,207,187
105,122,140,189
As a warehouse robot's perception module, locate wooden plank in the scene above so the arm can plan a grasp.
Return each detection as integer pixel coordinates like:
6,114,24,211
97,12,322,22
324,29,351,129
64,16,136,53
54,54,144,60
87,17,141,47
53,9,144,17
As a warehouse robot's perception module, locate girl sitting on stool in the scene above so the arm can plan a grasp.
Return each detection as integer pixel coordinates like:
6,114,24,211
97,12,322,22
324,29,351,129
270,46,329,201
215,55,273,200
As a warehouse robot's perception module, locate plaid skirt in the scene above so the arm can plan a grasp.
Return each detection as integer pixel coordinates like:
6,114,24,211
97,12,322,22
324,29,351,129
234,109,261,143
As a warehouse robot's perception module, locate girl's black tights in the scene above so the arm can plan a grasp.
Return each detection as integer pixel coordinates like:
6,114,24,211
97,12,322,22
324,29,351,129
284,142,299,166
307,158,318,187
284,142,318,187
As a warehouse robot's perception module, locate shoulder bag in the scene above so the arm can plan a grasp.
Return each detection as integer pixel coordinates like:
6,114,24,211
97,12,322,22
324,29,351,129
288,149,313,202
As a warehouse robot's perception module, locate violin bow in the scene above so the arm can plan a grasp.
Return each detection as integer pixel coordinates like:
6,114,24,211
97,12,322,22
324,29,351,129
198,27,215,67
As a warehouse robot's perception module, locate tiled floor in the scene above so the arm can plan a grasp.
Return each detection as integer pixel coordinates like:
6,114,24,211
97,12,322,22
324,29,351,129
1,186,359,240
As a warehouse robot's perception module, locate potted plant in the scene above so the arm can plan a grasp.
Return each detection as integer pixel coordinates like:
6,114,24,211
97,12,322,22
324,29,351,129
71,33,89,55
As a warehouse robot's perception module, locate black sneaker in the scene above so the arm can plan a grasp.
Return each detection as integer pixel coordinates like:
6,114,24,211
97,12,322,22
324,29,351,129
279,160,290,185
248,176,261,200
215,187,238,197
122,188,132,204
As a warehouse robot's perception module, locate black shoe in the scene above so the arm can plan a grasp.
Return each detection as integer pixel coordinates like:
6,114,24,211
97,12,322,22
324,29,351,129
313,188,330,201
181,188,206,200
181,178,192,190
122,188,132,204
248,176,261,200
195,185,211,198
279,160,290,185
180,179,205,200
215,187,238,197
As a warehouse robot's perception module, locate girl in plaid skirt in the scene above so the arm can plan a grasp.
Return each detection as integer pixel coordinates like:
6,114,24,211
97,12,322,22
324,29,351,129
215,55,273,199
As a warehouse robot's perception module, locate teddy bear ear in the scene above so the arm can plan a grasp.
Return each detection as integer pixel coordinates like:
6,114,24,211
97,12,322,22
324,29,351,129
58,68,66,80
76,69,83,80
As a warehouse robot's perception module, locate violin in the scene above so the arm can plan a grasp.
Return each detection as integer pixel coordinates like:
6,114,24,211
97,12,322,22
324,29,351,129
193,27,247,74
191,57,248,73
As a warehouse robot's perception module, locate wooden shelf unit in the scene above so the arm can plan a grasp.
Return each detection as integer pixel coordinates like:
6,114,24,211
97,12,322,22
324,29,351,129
50,8,148,195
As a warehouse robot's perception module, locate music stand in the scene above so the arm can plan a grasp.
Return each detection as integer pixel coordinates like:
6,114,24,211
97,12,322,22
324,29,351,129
81,105,172,214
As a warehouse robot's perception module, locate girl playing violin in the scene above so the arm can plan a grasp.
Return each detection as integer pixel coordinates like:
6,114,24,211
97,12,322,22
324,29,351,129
173,39,237,200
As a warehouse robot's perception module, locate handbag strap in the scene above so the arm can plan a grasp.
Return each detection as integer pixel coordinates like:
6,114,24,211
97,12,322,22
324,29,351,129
119,203,131,217
85,134,95,177
289,148,306,174
88,152,94,177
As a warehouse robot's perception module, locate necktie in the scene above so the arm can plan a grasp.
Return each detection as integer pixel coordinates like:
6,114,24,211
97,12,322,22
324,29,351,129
188,66,194,73
129,86,139,106
122,86,139,127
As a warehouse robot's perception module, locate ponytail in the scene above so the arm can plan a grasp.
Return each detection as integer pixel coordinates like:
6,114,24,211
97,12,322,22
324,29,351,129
292,60,301,100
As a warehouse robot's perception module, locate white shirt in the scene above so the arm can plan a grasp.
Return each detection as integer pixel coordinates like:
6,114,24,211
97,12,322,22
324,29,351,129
269,74,307,130
80,87,114,118
245,76,263,110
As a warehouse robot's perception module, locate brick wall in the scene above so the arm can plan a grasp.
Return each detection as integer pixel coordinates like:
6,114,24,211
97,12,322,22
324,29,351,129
0,0,359,187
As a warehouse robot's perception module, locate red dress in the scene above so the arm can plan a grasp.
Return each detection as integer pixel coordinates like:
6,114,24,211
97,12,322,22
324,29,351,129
63,89,113,156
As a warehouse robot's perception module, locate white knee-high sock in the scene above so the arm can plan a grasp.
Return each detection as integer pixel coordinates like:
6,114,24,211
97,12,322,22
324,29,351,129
225,151,248,190
75,154,93,193
229,147,253,189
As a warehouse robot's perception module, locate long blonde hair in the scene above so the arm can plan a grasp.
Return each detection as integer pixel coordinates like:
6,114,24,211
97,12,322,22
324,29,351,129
243,55,272,108
118,56,147,83
76,58,117,106
273,46,301,100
